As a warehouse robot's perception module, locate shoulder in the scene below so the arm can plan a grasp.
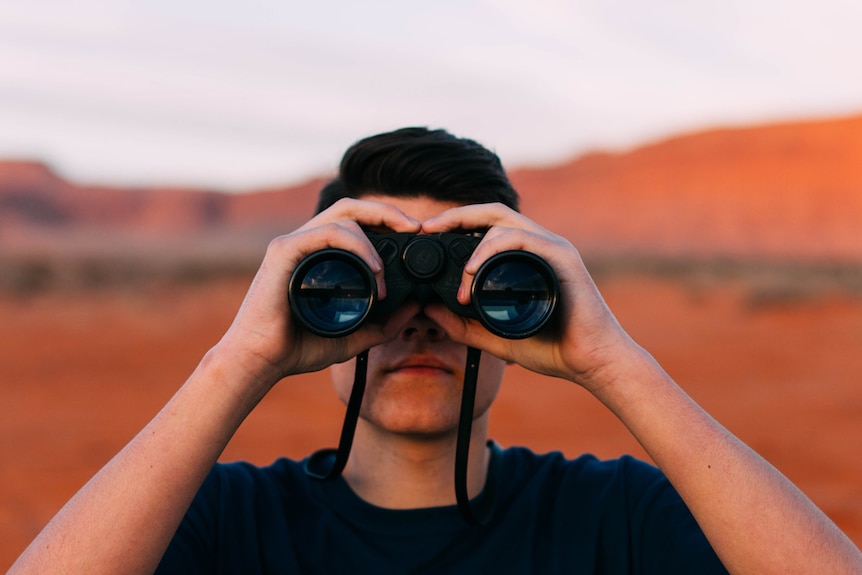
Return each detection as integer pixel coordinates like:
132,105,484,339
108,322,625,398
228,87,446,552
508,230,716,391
499,445,665,491
175,458,319,544
158,458,317,573
206,457,306,483
494,446,727,573
495,445,687,527
189,457,314,516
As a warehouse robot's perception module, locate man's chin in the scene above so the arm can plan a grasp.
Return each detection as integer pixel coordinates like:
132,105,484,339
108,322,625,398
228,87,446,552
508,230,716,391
361,411,462,441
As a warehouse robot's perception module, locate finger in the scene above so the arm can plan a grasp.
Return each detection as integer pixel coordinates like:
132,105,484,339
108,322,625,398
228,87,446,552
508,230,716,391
343,300,422,353
425,302,567,381
304,197,422,233
455,227,564,306
464,226,559,273
286,299,423,373
423,303,519,362
285,222,393,298
421,202,545,234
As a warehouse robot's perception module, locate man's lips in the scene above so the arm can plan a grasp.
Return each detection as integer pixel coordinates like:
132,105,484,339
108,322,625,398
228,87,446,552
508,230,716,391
386,356,455,374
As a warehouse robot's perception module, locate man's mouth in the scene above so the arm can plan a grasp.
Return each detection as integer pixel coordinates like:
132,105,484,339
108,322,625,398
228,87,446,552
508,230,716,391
387,355,454,374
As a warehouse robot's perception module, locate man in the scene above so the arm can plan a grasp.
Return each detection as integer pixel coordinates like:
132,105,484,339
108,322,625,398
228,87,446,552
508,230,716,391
10,128,862,574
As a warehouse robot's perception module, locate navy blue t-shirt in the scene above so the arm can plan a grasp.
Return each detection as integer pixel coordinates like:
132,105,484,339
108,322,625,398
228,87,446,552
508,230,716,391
157,444,728,574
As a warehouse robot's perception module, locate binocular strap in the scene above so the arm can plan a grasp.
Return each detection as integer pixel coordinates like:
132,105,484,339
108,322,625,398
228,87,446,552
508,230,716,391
303,346,498,525
454,346,499,525
303,350,368,481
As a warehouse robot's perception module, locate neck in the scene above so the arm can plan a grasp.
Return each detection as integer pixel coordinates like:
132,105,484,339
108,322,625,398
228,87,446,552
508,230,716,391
341,414,491,510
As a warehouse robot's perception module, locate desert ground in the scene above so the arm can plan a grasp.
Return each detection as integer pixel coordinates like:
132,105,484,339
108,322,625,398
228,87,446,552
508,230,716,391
2,267,861,568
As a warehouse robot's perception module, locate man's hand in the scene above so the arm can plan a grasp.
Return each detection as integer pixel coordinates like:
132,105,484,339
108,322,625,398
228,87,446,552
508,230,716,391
420,202,640,393
212,197,423,393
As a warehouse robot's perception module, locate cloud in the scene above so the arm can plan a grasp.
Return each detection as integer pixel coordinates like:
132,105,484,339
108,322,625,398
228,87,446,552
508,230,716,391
1,0,860,189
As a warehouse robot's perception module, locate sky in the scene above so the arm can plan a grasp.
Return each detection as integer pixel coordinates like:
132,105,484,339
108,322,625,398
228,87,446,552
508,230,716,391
1,0,861,191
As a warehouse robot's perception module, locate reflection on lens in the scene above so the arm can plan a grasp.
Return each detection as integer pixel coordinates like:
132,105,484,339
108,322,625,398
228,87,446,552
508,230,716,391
291,253,374,337
473,253,557,338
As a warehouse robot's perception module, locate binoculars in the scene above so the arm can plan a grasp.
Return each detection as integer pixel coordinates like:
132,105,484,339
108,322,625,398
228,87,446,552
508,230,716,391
288,232,559,339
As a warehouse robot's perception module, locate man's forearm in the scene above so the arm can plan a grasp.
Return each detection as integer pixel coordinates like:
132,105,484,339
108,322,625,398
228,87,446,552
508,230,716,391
590,346,862,575
9,347,272,575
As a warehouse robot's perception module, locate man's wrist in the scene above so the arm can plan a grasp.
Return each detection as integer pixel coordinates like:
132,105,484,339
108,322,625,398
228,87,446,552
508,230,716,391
573,339,665,404
197,342,285,411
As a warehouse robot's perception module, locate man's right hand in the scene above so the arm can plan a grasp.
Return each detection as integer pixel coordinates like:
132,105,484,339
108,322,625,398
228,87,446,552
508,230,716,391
210,197,423,395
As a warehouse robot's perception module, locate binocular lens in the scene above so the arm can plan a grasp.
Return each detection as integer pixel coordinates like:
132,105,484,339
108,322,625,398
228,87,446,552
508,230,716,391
473,254,557,339
289,240,558,339
289,251,374,337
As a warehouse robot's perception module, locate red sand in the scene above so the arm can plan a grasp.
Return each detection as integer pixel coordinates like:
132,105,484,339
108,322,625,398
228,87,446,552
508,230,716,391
2,274,861,568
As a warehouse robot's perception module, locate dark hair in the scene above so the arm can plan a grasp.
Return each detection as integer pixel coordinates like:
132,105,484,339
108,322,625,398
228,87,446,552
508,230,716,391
315,127,520,214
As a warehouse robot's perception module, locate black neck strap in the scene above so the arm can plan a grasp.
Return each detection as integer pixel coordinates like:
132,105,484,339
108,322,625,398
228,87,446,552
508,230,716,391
304,346,497,525
453,346,497,525
304,350,368,480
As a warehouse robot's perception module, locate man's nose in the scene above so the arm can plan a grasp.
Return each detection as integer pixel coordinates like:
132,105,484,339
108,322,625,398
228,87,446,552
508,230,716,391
400,310,446,342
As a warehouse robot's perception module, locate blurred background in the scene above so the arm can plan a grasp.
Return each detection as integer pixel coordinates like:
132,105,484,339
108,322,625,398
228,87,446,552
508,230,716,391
2,0,862,567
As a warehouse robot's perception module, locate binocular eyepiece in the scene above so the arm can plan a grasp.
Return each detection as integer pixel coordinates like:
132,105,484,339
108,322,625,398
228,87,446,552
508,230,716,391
288,232,559,339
